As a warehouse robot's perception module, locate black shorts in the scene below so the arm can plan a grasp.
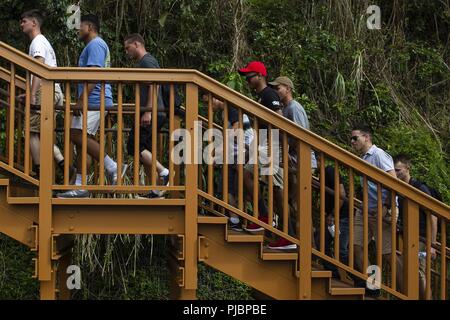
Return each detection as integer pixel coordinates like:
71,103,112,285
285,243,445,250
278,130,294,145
127,114,167,156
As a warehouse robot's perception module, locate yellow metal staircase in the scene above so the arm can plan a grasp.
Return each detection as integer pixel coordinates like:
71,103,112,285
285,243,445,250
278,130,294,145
0,41,449,300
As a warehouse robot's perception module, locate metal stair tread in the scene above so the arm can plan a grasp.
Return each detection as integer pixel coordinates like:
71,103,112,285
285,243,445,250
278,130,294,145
7,196,39,204
227,230,264,243
52,198,185,205
262,248,298,261
329,278,365,296
198,216,228,224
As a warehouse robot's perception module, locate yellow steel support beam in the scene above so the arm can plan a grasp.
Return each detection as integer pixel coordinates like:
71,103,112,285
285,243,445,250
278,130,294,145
184,83,198,292
298,141,312,299
403,199,420,299
38,80,54,281
52,205,185,234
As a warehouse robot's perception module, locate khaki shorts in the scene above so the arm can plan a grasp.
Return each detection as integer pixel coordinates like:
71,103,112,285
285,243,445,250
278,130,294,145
354,210,392,255
244,163,284,188
30,86,64,134
244,142,284,188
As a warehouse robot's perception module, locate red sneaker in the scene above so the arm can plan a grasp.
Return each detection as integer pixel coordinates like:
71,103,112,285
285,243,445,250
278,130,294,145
244,216,268,233
267,238,297,251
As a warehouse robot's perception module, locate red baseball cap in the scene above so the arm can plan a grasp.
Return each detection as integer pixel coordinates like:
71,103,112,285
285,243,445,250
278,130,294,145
238,61,267,77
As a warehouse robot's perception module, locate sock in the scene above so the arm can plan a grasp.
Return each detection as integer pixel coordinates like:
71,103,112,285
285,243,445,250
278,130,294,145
159,168,169,177
104,155,117,174
230,216,240,224
75,174,83,186
53,145,64,163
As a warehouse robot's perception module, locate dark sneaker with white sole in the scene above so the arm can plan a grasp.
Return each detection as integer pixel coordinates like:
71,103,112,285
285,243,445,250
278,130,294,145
56,189,89,198
229,221,243,232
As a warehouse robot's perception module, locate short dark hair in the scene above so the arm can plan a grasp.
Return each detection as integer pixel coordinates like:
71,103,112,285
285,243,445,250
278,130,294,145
21,9,44,27
124,33,145,46
394,154,412,167
81,14,100,33
352,124,372,138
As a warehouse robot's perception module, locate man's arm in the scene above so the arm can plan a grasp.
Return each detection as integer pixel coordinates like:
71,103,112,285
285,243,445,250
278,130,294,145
30,56,45,105
76,79,98,116
140,84,154,126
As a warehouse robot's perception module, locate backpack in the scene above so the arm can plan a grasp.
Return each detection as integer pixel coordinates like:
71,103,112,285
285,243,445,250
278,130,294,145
410,179,443,202
397,179,443,233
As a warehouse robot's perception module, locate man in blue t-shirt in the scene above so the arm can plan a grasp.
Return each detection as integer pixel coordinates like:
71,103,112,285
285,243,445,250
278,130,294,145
57,15,126,198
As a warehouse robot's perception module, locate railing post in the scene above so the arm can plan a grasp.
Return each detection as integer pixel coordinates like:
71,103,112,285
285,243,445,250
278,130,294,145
298,141,312,299
184,83,198,297
403,199,420,299
38,80,54,298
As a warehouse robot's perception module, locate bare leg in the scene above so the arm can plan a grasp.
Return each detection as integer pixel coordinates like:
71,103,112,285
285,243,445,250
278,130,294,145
70,129,101,162
30,134,40,166
140,149,166,174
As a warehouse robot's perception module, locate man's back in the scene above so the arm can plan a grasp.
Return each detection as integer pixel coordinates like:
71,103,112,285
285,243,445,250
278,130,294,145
137,53,165,112
29,34,58,67
78,36,113,108
282,99,309,130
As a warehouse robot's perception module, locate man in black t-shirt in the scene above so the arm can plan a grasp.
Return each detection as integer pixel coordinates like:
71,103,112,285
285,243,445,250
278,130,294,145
238,61,282,116
394,154,437,299
238,61,287,242
124,33,169,198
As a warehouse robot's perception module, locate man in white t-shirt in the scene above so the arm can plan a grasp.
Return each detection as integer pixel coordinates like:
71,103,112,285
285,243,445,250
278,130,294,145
19,9,74,180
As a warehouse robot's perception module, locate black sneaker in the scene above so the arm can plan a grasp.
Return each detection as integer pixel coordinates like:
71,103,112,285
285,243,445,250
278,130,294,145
365,287,381,298
229,221,243,232
137,191,163,199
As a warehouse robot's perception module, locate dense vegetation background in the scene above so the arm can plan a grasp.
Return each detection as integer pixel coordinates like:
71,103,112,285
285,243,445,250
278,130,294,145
0,0,448,299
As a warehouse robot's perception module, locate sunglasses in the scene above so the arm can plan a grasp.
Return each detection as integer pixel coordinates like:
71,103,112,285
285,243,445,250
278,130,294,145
245,73,258,81
350,135,363,142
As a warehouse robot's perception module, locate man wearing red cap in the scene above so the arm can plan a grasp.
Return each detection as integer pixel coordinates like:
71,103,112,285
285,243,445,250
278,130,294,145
238,61,284,234
238,61,282,115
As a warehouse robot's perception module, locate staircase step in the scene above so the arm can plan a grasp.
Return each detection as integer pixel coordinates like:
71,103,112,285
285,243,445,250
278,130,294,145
262,248,298,261
0,178,9,186
329,279,365,296
312,270,332,278
227,230,263,243
329,286,365,296
7,197,39,204
52,198,185,205
198,216,228,224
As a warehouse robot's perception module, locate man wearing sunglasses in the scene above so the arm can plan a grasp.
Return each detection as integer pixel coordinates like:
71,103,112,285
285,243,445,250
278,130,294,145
350,124,396,296
238,61,283,233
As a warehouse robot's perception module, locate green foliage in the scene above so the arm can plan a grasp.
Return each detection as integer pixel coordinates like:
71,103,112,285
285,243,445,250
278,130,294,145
198,264,253,300
0,235,39,299
379,124,450,203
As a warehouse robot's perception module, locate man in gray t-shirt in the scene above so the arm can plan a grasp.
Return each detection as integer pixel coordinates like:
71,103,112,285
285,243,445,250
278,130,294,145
264,76,317,250
269,76,317,169
124,33,169,198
